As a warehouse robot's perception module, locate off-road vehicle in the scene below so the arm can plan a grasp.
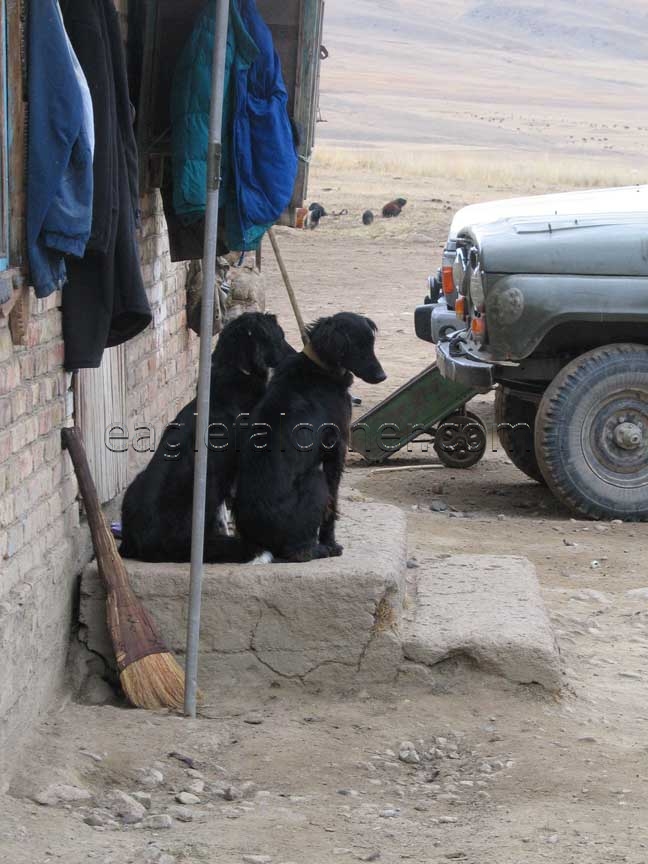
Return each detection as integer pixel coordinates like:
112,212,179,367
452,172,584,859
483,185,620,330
417,184,648,521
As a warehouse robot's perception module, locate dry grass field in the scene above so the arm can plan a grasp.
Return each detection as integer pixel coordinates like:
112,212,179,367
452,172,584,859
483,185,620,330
317,0,648,188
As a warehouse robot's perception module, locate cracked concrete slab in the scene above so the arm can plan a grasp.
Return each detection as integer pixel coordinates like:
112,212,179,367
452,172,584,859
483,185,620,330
80,503,407,690
401,555,562,691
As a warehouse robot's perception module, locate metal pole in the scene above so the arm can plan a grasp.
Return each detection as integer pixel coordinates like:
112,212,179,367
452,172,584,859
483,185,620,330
184,0,230,718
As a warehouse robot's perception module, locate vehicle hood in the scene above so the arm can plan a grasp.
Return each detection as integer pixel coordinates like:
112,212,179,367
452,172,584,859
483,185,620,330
464,213,648,277
450,184,648,239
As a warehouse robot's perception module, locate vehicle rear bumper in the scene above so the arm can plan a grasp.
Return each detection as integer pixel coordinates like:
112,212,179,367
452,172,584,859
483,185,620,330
437,340,495,392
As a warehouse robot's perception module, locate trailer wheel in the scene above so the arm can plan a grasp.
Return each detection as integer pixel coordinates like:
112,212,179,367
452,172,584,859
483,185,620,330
495,387,545,484
535,344,648,521
434,410,487,469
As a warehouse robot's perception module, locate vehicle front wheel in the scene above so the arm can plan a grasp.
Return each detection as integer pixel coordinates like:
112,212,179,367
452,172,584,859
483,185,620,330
535,344,648,521
494,387,545,484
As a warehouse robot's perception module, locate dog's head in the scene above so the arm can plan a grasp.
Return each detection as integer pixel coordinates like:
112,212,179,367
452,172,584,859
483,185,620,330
213,312,293,378
395,198,407,207
307,313,387,384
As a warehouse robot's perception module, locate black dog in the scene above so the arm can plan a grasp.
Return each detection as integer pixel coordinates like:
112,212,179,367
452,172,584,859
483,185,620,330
120,313,292,562
206,312,386,563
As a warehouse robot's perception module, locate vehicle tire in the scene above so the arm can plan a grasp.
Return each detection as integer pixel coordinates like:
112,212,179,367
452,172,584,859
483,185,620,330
535,344,648,521
494,387,545,484
434,410,487,469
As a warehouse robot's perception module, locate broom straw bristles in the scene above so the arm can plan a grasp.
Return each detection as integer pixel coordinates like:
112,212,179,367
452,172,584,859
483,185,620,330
120,652,187,711
61,427,191,713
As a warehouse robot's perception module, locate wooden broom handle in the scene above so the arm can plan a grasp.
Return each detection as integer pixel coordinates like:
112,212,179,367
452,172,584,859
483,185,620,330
267,227,308,345
61,426,124,592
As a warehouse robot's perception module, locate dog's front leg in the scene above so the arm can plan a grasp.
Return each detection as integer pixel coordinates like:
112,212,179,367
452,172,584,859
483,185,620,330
319,448,345,556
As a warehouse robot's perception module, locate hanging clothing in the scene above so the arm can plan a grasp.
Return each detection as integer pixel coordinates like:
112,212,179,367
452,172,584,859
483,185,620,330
59,0,151,371
26,0,94,299
227,0,298,250
170,0,297,252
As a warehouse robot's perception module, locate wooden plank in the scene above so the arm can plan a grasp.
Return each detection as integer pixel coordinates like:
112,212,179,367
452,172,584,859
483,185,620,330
75,346,129,505
290,0,324,213
6,0,25,268
257,0,299,110
1,0,9,262
255,1,300,29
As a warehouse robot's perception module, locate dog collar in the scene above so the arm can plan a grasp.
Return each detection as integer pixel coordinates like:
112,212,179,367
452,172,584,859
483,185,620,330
302,343,346,378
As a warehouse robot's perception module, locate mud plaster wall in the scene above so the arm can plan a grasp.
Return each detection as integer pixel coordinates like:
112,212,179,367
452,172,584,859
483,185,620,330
0,1,200,789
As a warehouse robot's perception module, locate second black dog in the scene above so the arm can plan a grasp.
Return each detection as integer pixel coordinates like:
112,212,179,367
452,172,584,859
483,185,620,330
206,312,387,563
120,312,292,562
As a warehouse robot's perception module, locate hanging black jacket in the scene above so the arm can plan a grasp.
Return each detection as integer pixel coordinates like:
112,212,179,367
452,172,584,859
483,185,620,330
60,0,151,370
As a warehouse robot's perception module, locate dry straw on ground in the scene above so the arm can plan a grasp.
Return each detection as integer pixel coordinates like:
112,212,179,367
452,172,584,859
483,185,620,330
314,146,643,190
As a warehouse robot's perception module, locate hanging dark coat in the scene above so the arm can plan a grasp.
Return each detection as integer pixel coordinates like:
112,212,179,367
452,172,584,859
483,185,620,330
26,0,94,300
60,0,151,370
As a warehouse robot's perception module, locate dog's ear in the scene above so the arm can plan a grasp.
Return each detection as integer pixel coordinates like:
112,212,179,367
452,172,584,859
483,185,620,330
212,315,254,373
241,322,274,377
308,317,350,368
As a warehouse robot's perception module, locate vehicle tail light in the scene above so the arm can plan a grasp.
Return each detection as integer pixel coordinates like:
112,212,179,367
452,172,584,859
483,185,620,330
442,266,454,296
455,296,466,319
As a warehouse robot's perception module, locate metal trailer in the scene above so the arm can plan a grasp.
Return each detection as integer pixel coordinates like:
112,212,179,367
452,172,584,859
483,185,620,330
350,363,486,468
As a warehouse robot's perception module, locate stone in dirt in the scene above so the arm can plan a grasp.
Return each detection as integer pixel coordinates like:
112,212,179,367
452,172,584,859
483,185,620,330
79,749,104,763
131,791,152,809
175,791,200,805
242,856,273,864
146,853,176,864
34,784,92,806
223,785,243,801
142,814,174,829
83,808,118,828
168,806,197,822
100,790,147,824
398,742,420,764
402,555,561,691
138,768,164,788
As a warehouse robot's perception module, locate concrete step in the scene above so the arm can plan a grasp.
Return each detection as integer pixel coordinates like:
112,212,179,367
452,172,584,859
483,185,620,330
402,555,562,692
80,503,407,691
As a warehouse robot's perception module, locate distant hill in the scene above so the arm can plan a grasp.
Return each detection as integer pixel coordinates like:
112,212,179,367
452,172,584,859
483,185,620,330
317,0,648,163
323,0,648,60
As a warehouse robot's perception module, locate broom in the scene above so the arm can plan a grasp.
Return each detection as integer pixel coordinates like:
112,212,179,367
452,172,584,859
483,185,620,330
62,426,185,710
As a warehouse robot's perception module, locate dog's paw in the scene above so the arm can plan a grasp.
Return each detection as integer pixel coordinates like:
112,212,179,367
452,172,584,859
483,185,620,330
251,550,274,565
327,542,343,557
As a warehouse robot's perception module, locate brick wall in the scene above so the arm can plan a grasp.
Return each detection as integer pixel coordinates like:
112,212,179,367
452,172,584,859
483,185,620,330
0,189,199,789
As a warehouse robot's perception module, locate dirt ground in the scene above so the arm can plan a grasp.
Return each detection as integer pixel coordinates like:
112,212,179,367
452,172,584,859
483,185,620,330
3,169,648,864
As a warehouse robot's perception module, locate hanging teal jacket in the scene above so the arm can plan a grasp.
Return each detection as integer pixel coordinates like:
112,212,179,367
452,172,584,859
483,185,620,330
171,0,298,251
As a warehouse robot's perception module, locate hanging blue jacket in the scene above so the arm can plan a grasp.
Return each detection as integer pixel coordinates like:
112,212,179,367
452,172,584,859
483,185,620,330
171,0,297,251
27,0,94,298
